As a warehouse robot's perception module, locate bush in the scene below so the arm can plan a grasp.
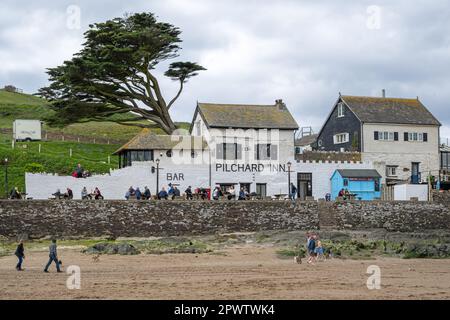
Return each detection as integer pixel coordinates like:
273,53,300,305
24,163,45,173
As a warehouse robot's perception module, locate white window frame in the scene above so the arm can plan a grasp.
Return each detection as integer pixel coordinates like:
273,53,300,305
337,103,345,118
408,132,424,142
386,166,397,177
378,131,395,141
333,133,349,144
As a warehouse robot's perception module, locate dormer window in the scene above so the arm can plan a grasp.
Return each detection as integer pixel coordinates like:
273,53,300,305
337,103,345,117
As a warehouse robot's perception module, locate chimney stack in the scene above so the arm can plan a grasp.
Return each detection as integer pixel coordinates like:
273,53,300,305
382,89,386,98
275,99,286,110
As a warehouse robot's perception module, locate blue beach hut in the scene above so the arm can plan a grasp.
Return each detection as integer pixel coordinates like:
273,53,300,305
331,169,382,201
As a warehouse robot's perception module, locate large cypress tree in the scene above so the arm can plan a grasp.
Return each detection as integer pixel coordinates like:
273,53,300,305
38,12,206,134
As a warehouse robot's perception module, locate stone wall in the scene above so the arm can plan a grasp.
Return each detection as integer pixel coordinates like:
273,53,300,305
433,190,450,206
0,200,319,239
1,199,449,239
333,201,450,232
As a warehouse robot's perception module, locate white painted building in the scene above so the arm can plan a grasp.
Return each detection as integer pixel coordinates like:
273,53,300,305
26,100,378,200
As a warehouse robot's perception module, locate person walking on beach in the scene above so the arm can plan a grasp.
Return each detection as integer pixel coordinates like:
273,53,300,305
307,234,317,265
15,240,25,271
44,239,62,273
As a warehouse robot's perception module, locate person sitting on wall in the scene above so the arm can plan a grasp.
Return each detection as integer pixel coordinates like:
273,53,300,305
228,185,236,200
338,188,345,199
52,189,63,200
64,188,73,200
9,187,21,200
168,183,175,198
128,186,136,197
238,187,246,200
93,187,103,200
212,187,221,200
82,170,91,178
81,187,90,200
158,187,168,200
173,186,181,199
135,187,142,200
143,186,151,200
185,186,193,200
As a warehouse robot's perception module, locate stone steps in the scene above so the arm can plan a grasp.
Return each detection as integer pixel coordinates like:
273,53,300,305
318,202,342,230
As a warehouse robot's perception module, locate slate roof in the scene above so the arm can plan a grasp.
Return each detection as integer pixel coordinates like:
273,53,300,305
114,129,208,154
341,95,441,126
336,169,382,179
194,102,299,130
295,134,318,147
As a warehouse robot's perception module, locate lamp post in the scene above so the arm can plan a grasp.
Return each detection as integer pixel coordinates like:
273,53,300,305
287,161,292,197
4,158,8,199
155,158,160,195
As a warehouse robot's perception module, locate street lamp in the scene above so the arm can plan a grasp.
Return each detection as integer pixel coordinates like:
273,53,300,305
4,158,8,199
155,158,160,195
287,161,292,197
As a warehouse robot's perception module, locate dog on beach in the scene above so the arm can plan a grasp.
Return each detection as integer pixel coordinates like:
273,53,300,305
92,254,100,263
294,256,302,264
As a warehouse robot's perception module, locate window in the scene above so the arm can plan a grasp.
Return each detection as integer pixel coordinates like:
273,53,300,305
255,144,278,160
337,103,345,117
343,179,349,187
216,143,242,160
166,150,173,157
386,166,398,177
333,133,349,144
196,121,201,136
405,132,428,142
375,131,398,141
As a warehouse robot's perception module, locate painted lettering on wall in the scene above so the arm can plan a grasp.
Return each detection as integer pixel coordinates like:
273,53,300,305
215,163,286,173
167,173,185,181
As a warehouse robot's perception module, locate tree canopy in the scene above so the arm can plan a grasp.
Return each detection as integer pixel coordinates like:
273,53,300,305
38,12,206,134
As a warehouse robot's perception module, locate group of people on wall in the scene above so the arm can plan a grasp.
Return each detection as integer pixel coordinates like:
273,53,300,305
51,187,103,200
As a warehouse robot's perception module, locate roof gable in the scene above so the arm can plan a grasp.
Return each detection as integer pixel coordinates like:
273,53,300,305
341,95,441,126
195,101,299,130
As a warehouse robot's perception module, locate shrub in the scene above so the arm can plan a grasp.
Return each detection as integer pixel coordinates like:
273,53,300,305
24,163,45,173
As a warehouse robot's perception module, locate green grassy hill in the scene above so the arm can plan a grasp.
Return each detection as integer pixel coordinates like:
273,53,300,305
0,89,190,141
0,89,190,197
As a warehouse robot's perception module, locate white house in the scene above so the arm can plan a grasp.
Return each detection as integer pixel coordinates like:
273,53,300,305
26,99,377,200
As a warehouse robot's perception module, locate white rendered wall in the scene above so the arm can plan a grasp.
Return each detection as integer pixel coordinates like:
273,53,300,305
394,184,429,201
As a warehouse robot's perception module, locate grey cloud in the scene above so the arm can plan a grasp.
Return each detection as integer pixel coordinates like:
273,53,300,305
0,0,449,138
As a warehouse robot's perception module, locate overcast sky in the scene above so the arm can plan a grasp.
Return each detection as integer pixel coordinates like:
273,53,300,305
1,0,449,139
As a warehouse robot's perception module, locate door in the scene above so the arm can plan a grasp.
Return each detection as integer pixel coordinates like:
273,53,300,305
297,173,312,200
411,162,420,184
256,183,267,199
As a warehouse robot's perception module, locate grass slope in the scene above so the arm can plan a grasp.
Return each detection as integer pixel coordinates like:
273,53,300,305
0,138,120,197
0,89,190,141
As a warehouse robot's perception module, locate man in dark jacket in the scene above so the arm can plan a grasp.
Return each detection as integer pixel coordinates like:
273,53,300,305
185,186,193,200
15,241,25,271
143,186,151,200
44,239,62,273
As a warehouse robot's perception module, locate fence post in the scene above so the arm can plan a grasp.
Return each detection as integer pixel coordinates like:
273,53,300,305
69,148,72,157
77,137,80,143
11,140,15,149
108,156,111,164
45,133,48,140
93,138,96,144
39,144,41,153
62,135,64,142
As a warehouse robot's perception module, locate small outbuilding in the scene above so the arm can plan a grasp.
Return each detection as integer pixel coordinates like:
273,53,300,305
331,169,382,200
